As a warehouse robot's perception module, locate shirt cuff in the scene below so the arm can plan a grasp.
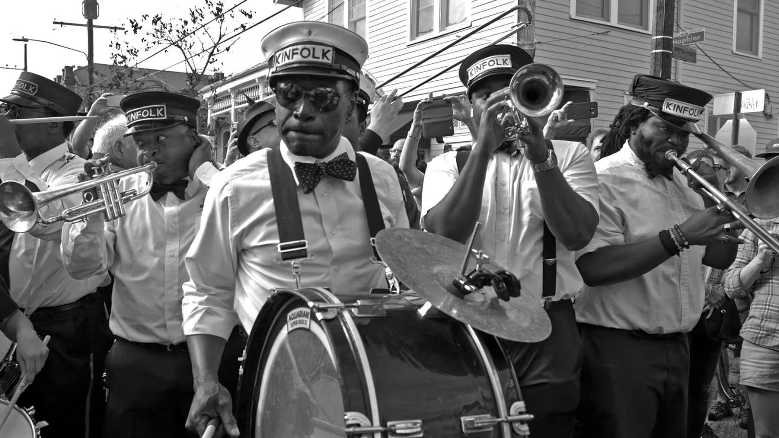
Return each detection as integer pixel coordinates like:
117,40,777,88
195,162,220,187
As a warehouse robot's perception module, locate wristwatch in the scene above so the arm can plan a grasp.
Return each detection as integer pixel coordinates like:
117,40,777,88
531,147,557,173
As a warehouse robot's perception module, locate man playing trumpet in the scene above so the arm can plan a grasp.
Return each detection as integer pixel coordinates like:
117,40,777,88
0,71,111,438
422,45,599,438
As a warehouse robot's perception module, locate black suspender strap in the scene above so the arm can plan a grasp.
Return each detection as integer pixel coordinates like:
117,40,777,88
267,149,386,262
542,223,557,298
455,149,557,298
267,148,308,261
355,153,385,260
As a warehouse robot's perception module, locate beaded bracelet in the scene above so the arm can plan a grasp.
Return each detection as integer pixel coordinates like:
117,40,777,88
672,224,691,249
668,227,686,253
659,230,681,256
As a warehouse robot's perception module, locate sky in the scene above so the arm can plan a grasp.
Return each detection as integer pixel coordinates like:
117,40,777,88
0,0,302,92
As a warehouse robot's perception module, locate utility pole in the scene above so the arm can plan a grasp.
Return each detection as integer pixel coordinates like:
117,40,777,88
650,0,675,79
52,0,123,102
12,38,28,71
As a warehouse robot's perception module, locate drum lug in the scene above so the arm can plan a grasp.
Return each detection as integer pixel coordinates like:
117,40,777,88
460,407,534,436
309,300,387,319
345,411,423,437
25,406,36,417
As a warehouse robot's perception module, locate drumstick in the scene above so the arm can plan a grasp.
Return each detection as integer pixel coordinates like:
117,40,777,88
9,115,98,125
202,418,219,438
0,335,51,433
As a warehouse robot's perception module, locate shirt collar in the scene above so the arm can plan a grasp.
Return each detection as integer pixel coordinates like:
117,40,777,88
28,142,70,177
615,140,645,168
279,136,356,186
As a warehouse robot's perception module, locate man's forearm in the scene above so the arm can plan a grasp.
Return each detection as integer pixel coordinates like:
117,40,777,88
187,334,227,386
1,310,36,342
535,168,597,250
425,145,490,243
577,236,671,287
399,126,423,188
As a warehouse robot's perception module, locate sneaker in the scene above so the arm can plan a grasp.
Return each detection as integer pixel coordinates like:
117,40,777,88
707,400,733,421
738,406,752,430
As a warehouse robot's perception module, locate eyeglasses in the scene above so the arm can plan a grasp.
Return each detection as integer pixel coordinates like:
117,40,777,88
272,81,341,113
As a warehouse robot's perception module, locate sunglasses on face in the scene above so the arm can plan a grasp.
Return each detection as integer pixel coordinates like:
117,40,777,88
272,81,341,113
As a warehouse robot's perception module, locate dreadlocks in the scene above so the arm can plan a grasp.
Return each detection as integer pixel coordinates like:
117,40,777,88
599,104,652,159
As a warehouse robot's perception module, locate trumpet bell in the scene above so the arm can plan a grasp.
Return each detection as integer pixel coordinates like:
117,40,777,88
508,63,564,117
745,155,779,219
0,181,38,233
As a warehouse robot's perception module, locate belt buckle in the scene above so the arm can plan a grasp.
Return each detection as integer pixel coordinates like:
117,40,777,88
166,344,175,352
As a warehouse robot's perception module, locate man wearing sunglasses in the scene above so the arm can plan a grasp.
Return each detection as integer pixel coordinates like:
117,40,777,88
0,71,112,438
60,90,221,437
181,21,409,437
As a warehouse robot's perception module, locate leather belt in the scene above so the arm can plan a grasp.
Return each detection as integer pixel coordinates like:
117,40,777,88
115,336,188,353
24,291,101,317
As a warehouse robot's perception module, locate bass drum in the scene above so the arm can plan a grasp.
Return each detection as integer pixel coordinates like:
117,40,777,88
236,288,532,437
0,399,41,438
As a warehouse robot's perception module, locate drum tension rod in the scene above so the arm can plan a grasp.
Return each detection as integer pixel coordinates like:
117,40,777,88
345,419,423,437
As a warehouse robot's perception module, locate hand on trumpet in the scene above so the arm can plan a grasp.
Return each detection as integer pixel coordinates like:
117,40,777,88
515,113,551,164
755,240,777,272
679,206,741,246
473,89,512,156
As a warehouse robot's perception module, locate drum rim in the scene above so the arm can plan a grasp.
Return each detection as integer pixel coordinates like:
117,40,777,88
0,398,36,434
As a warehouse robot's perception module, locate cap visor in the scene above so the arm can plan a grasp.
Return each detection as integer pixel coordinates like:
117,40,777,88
0,94,42,108
270,69,356,83
124,121,184,136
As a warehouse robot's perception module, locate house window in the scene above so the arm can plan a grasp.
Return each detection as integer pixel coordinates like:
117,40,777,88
328,0,366,38
734,0,762,56
572,0,651,31
411,0,471,40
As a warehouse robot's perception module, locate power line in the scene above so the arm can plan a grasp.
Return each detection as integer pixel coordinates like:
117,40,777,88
129,0,250,68
92,0,302,91
676,23,753,90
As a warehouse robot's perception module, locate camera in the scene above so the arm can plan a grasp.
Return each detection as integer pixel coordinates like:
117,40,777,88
419,97,454,138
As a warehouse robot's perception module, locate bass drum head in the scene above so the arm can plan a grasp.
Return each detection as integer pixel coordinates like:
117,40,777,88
244,294,346,438
0,399,36,437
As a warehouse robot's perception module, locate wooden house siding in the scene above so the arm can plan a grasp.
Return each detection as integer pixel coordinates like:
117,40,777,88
297,0,777,152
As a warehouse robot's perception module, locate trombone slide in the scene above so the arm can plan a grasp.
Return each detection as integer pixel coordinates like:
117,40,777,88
666,150,779,254
8,115,98,125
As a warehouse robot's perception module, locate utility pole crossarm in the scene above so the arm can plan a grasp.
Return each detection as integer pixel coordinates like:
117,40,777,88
52,20,124,31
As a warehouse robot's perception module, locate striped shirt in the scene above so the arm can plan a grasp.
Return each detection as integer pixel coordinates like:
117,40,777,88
722,219,779,350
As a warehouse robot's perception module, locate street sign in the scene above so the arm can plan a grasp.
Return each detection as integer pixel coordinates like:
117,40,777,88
740,89,766,113
713,90,766,116
673,44,697,63
715,118,757,151
673,30,705,46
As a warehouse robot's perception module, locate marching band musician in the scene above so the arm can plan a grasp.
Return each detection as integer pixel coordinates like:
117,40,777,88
0,117,49,387
181,22,409,437
0,71,112,438
574,76,738,438
60,91,218,438
422,45,600,438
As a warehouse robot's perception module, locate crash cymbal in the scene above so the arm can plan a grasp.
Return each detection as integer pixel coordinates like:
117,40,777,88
375,228,551,343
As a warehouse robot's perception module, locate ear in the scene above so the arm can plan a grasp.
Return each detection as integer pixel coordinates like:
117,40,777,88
114,139,124,155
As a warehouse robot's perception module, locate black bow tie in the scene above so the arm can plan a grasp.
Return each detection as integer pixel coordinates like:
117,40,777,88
150,180,187,201
293,153,356,193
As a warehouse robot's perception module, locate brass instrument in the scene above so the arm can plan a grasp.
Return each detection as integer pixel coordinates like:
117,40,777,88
0,162,157,233
665,150,779,253
8,115,98,125
692,130,779,219
500,63,565,140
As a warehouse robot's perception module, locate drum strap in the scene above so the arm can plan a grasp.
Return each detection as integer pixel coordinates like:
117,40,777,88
455,149,556,298
267,148,385,262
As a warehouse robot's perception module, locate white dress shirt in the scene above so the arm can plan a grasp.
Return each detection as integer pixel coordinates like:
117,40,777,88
1,143,104,310
61,167,214,345
181,138,410,340
574,142,706,334
421,140,599,302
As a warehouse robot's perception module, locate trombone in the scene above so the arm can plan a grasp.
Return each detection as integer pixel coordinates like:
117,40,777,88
0,162,157,233
665,131,779,253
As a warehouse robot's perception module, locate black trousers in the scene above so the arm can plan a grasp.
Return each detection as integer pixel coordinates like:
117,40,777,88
502,300,582,438
687,318,722,438
104,338,195,438
19,292,112,438
576,323,690,438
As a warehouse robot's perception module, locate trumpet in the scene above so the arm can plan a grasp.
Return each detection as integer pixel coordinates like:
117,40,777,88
0,162,157,233
499,63,564,140
665,149,779,253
